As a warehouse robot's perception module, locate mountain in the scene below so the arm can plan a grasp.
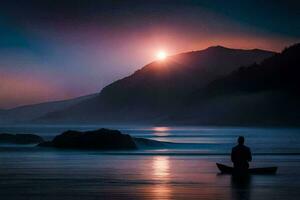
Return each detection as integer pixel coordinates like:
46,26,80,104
204,44,300,95
37,46,274,124
170,43,300,126
0,93,97,124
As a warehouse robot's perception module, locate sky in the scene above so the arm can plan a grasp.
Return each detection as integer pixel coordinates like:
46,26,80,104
0,0,299,109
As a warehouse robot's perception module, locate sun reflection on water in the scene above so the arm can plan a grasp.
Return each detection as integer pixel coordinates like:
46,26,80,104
153,156,170,179
153,127,171,137
153,127,170,132
152,156,172,199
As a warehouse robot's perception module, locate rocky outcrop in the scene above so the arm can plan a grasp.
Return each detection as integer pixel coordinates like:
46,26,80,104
39,128,137,150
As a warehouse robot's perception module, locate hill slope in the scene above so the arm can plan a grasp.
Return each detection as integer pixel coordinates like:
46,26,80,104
0,94,97,124
171,43,300,125
38,46,274,123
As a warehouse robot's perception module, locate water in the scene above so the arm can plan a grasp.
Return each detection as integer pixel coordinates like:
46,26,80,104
1,125,300,154
0,125,299,199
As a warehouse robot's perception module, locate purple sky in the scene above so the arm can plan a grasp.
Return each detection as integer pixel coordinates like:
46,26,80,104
0,0,299,108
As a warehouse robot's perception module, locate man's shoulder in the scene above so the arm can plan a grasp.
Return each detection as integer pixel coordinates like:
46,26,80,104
232,145,250,151
232,145,239,151
242,145,251,152
243,145,250,150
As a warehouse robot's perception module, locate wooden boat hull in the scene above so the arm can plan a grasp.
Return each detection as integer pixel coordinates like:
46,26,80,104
216,163,277,175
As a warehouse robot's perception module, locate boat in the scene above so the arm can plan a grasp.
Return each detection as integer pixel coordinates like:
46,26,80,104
216,163,277,175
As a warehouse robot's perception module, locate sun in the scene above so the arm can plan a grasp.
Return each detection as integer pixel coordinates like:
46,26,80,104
156,50,167,60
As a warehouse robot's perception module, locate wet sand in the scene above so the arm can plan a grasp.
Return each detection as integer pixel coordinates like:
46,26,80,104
0,149,300,200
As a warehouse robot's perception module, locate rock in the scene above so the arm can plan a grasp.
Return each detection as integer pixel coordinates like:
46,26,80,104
43,128,137,150
0,133,44,144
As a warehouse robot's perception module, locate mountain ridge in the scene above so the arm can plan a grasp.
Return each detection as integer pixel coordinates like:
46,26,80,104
36,45,274,124
169,43,300,126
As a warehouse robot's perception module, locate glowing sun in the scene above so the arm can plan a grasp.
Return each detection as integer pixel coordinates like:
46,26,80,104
156,50,167,60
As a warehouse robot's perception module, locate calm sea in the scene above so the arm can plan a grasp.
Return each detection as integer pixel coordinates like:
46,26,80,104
0,125,299,199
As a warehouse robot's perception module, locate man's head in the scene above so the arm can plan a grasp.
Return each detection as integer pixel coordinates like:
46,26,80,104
238,136,245,145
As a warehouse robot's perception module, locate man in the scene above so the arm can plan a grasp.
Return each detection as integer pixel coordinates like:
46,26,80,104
231,136,252,171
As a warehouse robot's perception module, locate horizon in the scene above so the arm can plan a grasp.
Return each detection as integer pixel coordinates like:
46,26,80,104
1,2,300,199
0,0,299,108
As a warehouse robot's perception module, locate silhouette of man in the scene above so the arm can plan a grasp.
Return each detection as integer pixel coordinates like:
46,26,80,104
231,136,252,171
